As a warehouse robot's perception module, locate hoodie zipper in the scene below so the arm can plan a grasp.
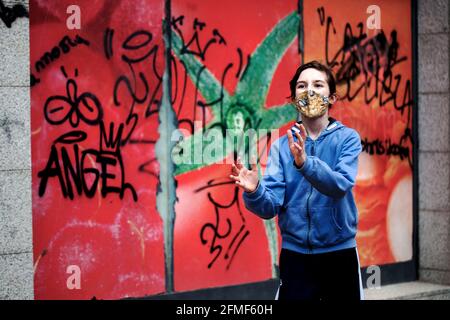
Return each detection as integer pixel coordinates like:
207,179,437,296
305,140,315,254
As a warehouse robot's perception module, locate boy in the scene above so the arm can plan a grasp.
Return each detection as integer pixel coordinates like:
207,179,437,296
229,60,364,300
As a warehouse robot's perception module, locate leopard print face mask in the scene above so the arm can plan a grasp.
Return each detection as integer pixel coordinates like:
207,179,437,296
293,90,330,118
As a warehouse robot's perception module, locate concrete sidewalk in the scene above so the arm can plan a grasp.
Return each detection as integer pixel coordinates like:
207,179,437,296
364,281,450,300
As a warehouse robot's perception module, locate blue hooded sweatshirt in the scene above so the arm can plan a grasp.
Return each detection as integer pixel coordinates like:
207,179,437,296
243,118,362,254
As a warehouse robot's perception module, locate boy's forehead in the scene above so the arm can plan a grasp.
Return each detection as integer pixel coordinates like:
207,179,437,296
297,68,327,81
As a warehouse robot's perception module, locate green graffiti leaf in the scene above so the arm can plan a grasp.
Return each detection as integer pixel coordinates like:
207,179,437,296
258,103,298,130
171,30,232,121
171,10,300,175
235,12,300,109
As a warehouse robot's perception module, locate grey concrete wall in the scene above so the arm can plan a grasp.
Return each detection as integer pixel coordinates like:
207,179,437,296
417,0,450,285
0,0,33,299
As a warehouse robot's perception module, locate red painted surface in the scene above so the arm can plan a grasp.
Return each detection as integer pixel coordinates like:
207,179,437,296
303,0,414,266
31,0,165,299
171,0,299,292
30,0,414,299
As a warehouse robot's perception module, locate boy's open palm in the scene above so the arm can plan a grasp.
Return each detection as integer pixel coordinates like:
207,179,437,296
229,157,259,193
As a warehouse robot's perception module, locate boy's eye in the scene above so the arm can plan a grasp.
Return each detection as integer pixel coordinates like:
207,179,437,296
315,84,323,88
297,84,305,89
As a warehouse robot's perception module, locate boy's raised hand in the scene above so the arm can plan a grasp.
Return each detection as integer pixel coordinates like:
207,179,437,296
287,123,307,168
229,156,259,193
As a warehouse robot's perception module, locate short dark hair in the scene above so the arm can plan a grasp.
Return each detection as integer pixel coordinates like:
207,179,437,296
289,60,337,101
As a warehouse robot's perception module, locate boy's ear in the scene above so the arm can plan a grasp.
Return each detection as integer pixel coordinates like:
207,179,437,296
329,93,337,104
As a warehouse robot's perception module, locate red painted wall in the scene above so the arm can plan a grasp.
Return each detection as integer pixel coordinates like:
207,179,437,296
31,0,414,299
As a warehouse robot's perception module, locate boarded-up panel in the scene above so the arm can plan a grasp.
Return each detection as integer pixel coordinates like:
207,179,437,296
30,0,165,299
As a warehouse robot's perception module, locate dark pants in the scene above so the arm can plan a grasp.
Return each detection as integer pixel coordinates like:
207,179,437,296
278,247,363,300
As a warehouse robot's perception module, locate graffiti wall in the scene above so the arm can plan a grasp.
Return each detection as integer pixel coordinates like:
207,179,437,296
30,0,414,299
30,0,166,299
304,0,414,266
